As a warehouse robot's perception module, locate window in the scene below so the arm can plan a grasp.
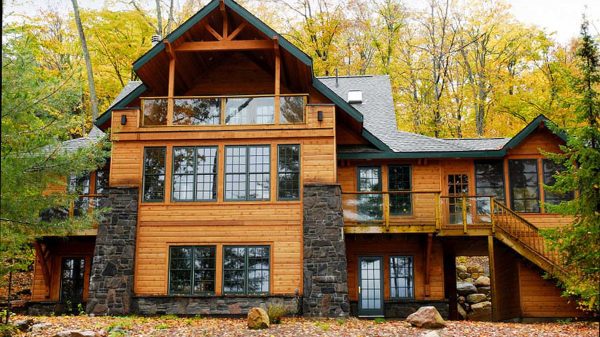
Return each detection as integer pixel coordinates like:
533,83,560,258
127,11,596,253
68,173,90,216
475,160,505,213
278,145,300,200
543,159,574,206
95,165,109,195
225,146,270,201
225,97,274,124
172,146,218,201
357,167,382,220
169,246,216,295
509,159,539,213
143,147,166,202
173,98,221,125
223,246,270,294
389,256,414,299
280,96,305,123
389,165,411,215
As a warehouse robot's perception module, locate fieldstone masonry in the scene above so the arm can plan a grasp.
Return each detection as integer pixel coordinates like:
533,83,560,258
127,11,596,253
86,187,138,315
302,184,350,317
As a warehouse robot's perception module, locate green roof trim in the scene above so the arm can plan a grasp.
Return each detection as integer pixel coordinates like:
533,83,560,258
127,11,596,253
95,84,147,126
312,78,363,123
361,129,392,152
504,114,568,149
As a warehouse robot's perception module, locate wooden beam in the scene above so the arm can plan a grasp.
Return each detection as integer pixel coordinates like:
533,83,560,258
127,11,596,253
34,242,51,297
175,40,273,52
274,36,280,125
488,236,499,321
205,23,223,41
220,0,228,39
165,41,175,126
228,22,247,40
424,234,433,298
164,40,175,60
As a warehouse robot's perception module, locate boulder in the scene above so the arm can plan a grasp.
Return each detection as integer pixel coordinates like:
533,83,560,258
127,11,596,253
477,286,491,296
471,273,481,279
247,307,270,330
54,331,102,337
457,296,466,304
466,293,487,304
456,282,477,296
474,276,490,287
13,318,34,332
464,278,473,283
468,301,492,321
406,306,447,329
456,265,467,273
467,265,483,274
458,272,470,280
457,304,467,320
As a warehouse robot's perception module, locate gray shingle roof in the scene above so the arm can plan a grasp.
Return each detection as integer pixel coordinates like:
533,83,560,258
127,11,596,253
318,75,509,153
59,126,105,153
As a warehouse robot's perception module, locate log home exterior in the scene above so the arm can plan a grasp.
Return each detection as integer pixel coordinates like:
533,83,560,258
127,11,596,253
30,0,584,320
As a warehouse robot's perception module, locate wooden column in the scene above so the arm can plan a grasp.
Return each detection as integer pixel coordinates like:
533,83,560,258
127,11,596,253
424,234,433,298
165,41,175,126
274,36,280,125
488,235,499,321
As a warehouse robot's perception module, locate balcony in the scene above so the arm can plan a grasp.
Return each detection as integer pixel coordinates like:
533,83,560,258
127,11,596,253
141,94,307,127
341,191,497,235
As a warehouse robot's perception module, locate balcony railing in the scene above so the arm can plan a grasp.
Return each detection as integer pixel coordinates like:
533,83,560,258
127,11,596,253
341,191,497,232
68,194,109,218
141,94,307,127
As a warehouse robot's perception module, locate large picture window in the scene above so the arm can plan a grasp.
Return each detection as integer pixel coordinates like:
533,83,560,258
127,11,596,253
509,159,539,213
143,147,166,202
357,167,383,220
172,146,218,201
277,144,300,200
543,159,574,206
225,146,270,201
389,165,411,215
169,246,216,295
223,246,270,294
389,256,414,299
475,160,505,213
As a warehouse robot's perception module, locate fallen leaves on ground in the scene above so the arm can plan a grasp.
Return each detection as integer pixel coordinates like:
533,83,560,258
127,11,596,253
8,314,599,337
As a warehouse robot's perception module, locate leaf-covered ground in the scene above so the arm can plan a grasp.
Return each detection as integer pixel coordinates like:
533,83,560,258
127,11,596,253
10,315,599,337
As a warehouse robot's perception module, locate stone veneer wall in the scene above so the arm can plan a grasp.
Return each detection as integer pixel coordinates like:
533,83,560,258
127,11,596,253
133,296,299,316
86,187,138,315
302,184,350,317
349,300,449,318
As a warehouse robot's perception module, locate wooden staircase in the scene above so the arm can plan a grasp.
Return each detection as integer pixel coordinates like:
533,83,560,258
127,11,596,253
492,200,565,279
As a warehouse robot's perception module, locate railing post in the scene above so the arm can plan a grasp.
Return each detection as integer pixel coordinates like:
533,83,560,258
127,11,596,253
490,197,495,233
462,194,467,234
384,193,390,232
69,200,75,218
434,193,441,231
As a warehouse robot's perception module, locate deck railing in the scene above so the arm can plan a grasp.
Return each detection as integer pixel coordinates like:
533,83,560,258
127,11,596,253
68,194,109,218
140,94,307,127
341,191,496,232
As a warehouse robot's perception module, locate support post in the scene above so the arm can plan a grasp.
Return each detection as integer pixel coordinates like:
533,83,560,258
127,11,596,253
424,234,433,298
490,197,495,233
383,193,390,232
274,36,280,125
434,193,441,231
165,41,175,126
488,235,498,321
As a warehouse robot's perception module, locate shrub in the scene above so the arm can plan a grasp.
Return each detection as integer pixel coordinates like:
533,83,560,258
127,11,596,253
374,317,386,324
267,304,287,324
0,324,17,337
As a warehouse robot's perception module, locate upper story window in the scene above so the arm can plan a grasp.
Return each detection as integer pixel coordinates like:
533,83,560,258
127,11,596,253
475,160,505,213
542,159,574,206
172,146,218,202
225,97,274,125
143,147,166,202
357,166,382,220
225,146,270,201
509,159,539,213
68,173,91,216
389,165,411,215
277,144,300,200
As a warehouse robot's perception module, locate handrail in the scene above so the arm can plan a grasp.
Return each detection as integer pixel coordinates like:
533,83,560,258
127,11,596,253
493,200,541,233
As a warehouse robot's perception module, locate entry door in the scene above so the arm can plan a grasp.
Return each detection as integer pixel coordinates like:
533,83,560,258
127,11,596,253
358,256,384,316
447,174,472,224
60,257,85,308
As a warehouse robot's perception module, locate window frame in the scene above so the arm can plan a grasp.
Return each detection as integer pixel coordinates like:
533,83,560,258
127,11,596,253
388,165,412,216
171,146,218,202
224,145,271,201
277,144,301,201
222,245,271,295
508,159,540,213
167,245,216,296
142,146,167,202
389,255,415,300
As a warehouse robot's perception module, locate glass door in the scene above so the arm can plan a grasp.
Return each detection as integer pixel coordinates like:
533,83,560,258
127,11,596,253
358,256,384,316
447,174,472,224
60,257,85,312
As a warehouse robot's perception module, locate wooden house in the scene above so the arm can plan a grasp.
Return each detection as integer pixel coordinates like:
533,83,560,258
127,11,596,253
29,0,584,320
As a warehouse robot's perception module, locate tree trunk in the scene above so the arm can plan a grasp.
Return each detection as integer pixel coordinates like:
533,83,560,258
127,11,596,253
71,0,99,123
155,0,163,36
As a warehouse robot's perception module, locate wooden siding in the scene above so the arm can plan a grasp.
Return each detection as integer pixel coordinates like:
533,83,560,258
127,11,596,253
345,234,445,301
111,103,335,296
518,261,581,318
491,239,522,320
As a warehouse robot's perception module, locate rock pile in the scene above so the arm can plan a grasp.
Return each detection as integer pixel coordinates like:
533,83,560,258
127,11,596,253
456,264,491,321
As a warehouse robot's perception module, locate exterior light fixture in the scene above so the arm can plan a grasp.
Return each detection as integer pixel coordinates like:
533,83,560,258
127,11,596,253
317,110,324,122
121,114,127,125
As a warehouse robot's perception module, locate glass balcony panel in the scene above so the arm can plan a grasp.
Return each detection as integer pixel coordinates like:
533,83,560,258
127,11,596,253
225,97,274,125
342,193,383,223
173,98,221,125
280,96,304,124
142,98,168,126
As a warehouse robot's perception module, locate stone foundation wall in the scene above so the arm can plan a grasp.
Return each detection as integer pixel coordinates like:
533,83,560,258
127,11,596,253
86,187,138,315
302,184,349,317
133,296,299,316
349,300,449,318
